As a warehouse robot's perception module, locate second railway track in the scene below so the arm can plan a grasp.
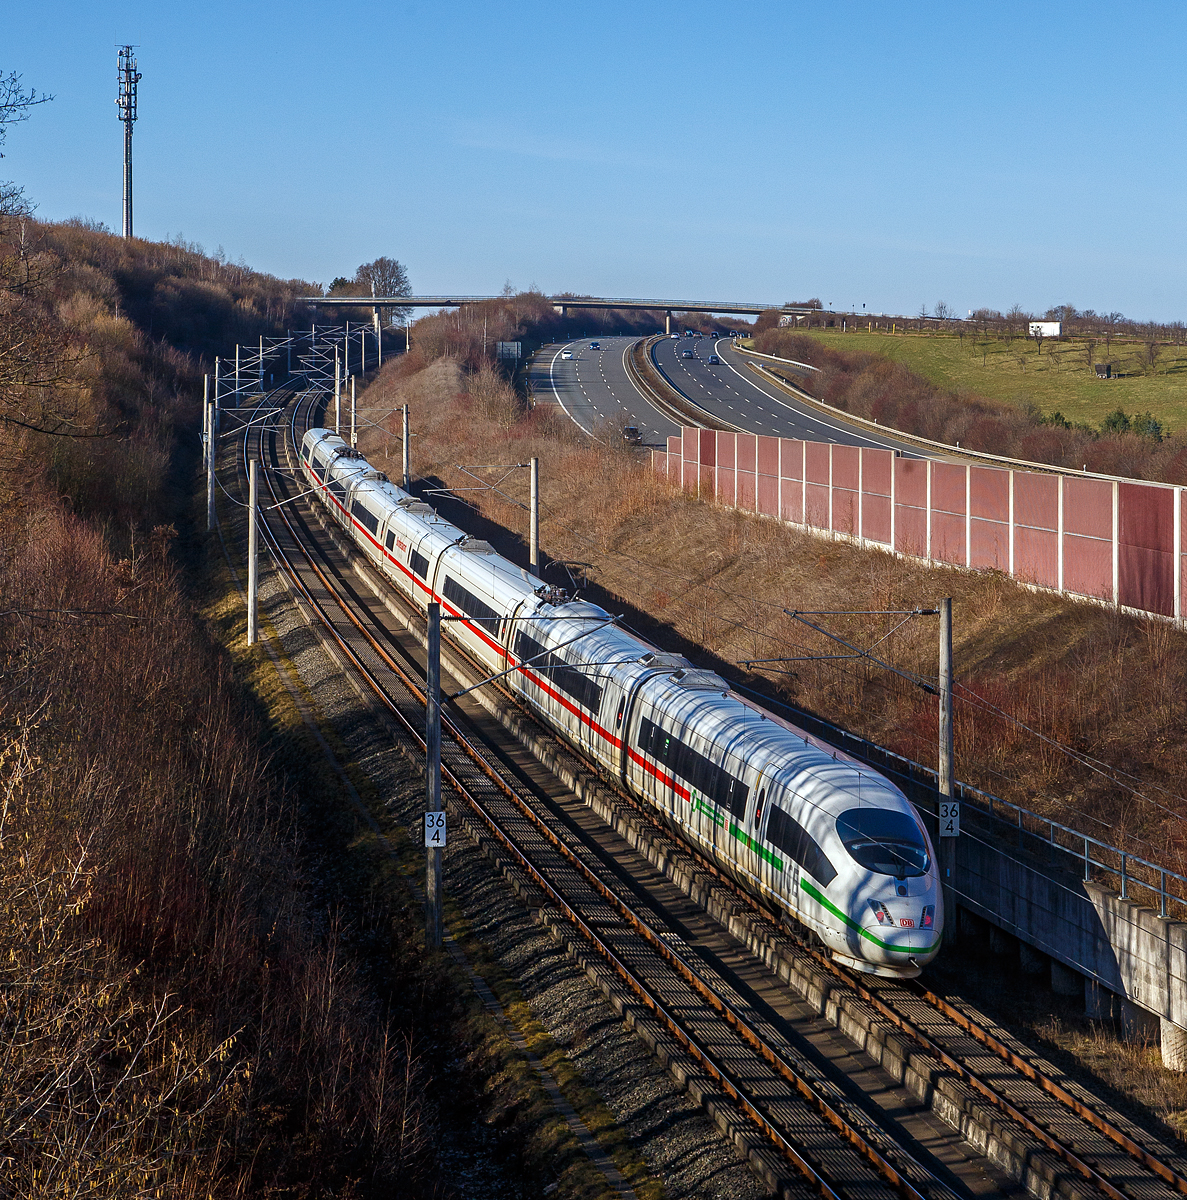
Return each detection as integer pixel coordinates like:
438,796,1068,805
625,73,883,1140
219,386,1187,1200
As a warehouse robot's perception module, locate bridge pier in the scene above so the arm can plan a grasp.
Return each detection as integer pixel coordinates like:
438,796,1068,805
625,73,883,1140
665,311,672,336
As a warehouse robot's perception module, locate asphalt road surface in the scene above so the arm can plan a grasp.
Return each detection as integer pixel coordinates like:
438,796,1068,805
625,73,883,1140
529,333,934,459
527,336,681,446
650,334,920,454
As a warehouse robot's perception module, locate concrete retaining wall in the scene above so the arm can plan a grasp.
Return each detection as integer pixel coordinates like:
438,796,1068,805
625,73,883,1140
955,830,1187,1060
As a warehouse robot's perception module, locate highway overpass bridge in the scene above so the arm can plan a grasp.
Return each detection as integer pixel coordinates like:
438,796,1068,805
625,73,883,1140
304,294,816,334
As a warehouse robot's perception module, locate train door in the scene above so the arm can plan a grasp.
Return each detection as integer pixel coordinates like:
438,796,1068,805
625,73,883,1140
501,599,529,678
733,763,768,890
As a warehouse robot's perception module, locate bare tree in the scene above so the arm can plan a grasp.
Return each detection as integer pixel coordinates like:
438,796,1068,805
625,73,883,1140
0,72,51,225
934,300,953,320
0,71,52,154
355,256,411,326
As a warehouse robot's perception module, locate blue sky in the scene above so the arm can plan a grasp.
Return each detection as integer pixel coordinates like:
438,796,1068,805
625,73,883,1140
6,2,1185,320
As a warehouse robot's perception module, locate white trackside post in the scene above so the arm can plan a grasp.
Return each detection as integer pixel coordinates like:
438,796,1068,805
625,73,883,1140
426,602,442,948
335,346,341,436
402,405,410,491
350,375,356,448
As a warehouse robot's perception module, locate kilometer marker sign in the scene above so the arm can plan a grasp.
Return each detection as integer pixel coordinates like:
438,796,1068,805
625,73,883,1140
424,811,447,847
939,801,960,838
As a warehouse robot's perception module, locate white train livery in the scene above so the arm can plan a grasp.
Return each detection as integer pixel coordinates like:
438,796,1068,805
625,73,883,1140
300,428,943,977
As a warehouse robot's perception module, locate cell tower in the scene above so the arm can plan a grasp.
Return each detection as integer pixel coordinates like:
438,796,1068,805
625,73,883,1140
116,46,141,239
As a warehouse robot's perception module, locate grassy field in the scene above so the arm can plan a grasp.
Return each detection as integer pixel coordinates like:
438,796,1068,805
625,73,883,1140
782,328,1187,433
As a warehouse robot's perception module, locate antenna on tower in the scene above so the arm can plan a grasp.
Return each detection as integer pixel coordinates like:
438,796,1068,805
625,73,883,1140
116,46,141,239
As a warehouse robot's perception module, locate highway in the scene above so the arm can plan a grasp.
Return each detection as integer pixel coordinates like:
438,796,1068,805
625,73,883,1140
530,332,933,457
527,335,681,445
650,333,921,453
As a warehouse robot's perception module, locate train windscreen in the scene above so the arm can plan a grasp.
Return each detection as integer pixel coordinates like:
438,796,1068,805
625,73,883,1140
836,809,929,877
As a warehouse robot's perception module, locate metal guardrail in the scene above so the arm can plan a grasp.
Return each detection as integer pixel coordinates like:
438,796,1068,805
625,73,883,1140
625,338,739,433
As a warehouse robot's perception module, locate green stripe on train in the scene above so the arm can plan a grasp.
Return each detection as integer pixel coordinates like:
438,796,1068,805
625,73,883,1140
695,799,725,826
800,880,941,954
728,824,784,871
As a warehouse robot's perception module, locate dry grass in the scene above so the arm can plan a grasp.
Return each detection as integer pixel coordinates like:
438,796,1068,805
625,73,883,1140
0,506,439,1196
358,357,1187,881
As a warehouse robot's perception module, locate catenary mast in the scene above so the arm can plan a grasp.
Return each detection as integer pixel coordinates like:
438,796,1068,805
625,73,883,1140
116,46,141,239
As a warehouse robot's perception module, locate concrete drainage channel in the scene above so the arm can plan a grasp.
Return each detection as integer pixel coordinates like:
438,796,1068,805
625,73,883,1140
295,489,1161,1200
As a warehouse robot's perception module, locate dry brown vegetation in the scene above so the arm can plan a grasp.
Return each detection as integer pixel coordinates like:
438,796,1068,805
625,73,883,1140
753,327,1187,483
0,218,450,1195
357,354,1187,888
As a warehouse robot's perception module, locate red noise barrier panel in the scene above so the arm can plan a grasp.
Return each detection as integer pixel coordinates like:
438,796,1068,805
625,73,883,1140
654,428,1183,622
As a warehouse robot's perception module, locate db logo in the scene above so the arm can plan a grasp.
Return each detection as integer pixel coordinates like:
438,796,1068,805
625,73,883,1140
899,918,915,928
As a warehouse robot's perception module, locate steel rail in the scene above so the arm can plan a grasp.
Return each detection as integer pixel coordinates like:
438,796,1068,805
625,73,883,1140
243,398,851,1198
236,394,952,1200
914,984,1187,1196
275,390,1187,1200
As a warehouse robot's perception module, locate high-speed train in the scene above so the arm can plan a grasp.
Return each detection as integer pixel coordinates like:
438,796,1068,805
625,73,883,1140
300,427,943,977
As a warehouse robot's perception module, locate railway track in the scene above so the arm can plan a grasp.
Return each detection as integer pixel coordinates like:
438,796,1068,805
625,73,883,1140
219,386,1187,1200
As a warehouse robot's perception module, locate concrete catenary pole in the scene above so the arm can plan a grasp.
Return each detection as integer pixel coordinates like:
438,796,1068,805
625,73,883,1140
259,334,264,393
234,344,240,404
938,597,956,905
247,460,259,645
286,331,291,377
344,321,350,379
529,457,540,574
202,373,210,466
402,405,410,491
350,375,356,448
334,346,341,436
426,602,442,949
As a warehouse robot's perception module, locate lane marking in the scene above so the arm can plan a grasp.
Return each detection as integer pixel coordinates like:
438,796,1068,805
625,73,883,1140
548,342,602,441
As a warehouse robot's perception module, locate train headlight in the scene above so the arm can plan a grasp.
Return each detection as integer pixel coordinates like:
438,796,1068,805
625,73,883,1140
920,904,935,929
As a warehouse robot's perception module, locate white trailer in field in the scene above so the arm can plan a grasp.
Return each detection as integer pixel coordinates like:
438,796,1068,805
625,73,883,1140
1029,321,1061,338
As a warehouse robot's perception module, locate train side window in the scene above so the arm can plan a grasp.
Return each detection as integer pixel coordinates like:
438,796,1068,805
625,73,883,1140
615,697,625,727
765,806,837,886
385,530,396,551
